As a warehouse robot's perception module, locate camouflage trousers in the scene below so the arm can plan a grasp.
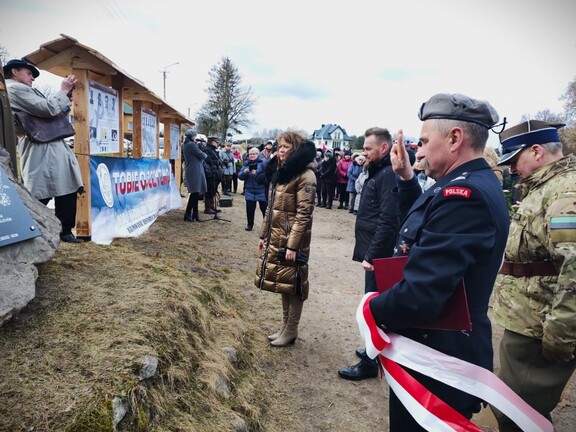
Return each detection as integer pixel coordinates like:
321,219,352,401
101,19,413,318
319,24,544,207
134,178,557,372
491,330,576,431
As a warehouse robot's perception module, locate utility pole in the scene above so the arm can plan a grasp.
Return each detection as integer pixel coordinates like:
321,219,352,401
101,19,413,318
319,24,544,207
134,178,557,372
161,62,180,100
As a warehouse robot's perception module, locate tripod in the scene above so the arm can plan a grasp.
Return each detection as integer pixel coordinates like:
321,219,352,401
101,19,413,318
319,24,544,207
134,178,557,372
209,190,231,222
202,176,230,223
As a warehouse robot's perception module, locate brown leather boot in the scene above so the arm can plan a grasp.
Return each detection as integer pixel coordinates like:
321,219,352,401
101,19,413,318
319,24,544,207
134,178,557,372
270,295,303,347
267,294,290,341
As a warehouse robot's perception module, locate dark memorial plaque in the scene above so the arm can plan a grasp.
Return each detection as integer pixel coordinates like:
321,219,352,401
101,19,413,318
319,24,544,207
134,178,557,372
0,166,42,247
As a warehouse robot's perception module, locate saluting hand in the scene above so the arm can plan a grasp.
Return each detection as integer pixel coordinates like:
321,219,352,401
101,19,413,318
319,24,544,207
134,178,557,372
390,129,414,181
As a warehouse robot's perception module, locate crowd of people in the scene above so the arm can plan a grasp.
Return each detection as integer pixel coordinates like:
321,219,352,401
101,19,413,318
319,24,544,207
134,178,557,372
178,107,570,432
4,57,574,432
249,94,574,432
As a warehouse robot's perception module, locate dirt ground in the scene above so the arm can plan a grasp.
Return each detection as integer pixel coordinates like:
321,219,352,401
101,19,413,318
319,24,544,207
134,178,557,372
1,187,574,431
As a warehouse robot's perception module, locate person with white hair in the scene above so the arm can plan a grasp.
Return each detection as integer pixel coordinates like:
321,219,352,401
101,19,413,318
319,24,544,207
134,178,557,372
237,147,267,231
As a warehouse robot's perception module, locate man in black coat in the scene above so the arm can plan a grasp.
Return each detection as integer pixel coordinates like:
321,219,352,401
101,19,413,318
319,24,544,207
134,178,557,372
319,150,337,209
368,94,510,431
338,127,402,381
202,136,224,214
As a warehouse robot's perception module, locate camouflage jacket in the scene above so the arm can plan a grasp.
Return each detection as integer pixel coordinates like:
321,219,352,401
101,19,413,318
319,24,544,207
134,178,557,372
493,154,576,352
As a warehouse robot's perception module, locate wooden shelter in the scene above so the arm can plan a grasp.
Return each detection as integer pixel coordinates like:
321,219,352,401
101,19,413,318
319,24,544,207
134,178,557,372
22,34,193,239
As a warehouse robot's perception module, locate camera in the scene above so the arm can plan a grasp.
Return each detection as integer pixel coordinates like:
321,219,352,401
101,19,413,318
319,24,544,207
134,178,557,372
248,163,257,171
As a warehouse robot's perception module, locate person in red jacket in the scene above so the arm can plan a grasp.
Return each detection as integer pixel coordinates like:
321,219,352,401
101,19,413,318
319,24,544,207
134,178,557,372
336,150,353,209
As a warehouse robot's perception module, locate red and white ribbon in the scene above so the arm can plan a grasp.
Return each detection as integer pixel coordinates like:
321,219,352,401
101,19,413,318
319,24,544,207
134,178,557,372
356,292,553,432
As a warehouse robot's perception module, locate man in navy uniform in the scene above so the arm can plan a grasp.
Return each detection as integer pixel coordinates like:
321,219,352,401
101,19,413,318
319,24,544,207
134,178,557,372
364,93,510,431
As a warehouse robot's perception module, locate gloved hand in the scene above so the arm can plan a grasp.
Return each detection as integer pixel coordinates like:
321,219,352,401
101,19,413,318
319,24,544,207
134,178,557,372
542,338,575,363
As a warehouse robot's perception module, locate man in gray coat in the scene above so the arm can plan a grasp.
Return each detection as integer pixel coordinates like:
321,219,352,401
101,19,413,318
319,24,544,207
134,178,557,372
4,59,84,243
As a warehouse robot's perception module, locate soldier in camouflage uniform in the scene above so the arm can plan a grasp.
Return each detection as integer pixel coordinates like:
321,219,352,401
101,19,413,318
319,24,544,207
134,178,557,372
491,119,576,431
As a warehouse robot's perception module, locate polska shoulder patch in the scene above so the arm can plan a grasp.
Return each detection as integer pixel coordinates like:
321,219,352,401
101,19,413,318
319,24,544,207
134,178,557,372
443,187,472,198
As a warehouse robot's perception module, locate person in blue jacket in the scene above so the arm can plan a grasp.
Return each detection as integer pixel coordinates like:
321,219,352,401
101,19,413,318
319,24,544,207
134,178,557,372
238,147,268,231
364,93,510,431
346,154,364,214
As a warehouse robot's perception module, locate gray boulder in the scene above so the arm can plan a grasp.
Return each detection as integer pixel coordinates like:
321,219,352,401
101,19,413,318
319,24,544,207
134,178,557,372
0,147,60,327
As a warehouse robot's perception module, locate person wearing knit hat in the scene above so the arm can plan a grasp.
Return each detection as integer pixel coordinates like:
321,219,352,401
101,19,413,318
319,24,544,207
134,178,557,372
491,119,576,432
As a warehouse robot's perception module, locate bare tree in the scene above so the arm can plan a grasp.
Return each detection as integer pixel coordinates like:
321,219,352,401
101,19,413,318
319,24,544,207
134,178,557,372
0,45,9,65
197,57,256,143
560,77,576,155
520,109,565,123
561,76,576,125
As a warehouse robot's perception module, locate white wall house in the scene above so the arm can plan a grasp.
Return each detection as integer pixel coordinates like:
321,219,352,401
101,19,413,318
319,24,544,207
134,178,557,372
309,123,352,151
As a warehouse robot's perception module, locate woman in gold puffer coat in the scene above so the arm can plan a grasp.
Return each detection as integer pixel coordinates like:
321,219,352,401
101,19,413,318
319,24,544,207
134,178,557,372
255,131,317,347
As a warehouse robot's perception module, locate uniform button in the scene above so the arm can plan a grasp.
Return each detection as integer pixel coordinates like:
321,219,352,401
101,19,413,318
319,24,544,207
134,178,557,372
422,333,428,339
404,228,408,233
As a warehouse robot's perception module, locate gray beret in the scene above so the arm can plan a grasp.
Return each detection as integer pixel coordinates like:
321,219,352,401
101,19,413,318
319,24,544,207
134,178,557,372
184,129,197,138
418,93,499,129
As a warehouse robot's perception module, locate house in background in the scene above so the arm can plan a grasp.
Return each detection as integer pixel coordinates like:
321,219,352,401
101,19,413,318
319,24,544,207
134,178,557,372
309,123,352,151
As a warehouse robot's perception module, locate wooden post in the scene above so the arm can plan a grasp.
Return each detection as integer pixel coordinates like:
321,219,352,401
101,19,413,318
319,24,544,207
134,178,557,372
112,75,124,157
72,68,91,239
132,100,142,159
163,119,171,160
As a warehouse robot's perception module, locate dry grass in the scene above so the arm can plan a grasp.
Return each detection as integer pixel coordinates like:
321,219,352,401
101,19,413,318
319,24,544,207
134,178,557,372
0,209,283,432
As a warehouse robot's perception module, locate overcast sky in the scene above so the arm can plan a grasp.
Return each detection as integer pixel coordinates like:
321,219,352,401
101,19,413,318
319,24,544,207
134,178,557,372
2,0,575,146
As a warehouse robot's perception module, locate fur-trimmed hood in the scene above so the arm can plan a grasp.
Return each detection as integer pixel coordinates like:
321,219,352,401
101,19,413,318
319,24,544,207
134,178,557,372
265,140,317,185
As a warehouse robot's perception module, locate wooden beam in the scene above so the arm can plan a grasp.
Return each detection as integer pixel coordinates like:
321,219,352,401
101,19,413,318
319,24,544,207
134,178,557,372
72,68,92,239
132,100,142,159
122,89,161,104
34,47,117,76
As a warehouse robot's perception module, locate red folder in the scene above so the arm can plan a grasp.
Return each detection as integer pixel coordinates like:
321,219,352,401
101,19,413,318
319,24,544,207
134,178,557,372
372,256,472,331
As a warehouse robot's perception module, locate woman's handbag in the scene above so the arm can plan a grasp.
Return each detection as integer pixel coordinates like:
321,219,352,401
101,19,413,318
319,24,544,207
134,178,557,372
14,111,75,143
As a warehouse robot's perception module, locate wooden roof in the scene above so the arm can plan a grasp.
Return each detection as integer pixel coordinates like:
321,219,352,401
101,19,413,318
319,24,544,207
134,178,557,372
23,34,193,124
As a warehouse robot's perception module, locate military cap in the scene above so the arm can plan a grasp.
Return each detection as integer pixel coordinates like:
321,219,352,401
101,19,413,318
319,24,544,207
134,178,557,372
497,120,565,165
3,58,40,78
418,93,499,129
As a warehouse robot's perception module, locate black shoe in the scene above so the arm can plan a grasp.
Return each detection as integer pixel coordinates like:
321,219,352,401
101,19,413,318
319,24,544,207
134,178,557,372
245,225,253,231
60,233,83,243
204,209,216,214
319,203,326,208
211,207,222,213
337,204,344,209
184,214,194,222
355,347,366,358
338,361,378,381
348,208,354,214
326,205,332,209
